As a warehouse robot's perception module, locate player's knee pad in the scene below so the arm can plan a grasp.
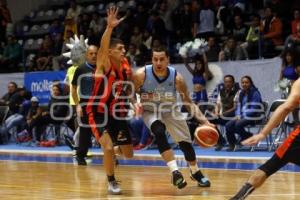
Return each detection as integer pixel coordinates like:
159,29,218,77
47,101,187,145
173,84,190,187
151,120,170,154
178,141,196,162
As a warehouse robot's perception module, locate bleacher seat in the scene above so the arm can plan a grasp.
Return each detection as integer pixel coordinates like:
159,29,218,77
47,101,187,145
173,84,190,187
56,9,65,17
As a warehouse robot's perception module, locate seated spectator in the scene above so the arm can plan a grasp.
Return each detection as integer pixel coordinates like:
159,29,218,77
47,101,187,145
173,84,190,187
206,36,221,62
49,19,63,41
89,12,105,35
285,22,300,51
219,36,248,61
291,9,300,37
0,0,11,44
193,0,215,39
66,0,82,22
225,76,263,151
78,13,90,37
172,2,193,43
126,43,142,67
147,10,166,43
231,15,248,43
130,26,143,48
261,6,283,57
0,81,18,109
27,84,68,142
86,28,99,46
35,35,54,71
52,30,74,71
63,16,78,41
241,14,262,59
0,35,22,73
209,75,240,150
0,87,31,143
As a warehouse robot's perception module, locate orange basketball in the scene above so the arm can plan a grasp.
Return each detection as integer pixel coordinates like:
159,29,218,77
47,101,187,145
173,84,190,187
194,125,219,148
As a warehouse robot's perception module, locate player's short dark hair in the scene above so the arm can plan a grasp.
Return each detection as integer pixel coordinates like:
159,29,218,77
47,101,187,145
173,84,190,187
152,45,169,57
109,38,124,48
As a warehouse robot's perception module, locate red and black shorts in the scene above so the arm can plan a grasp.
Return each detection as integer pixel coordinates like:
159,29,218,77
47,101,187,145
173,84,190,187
88,112,131,146
259,126,300,176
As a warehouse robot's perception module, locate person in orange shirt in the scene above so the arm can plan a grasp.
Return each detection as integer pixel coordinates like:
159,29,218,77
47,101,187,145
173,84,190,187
262,6,283,57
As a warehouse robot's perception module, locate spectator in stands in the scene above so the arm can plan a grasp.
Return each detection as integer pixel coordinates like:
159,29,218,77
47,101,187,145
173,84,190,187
206,36,221,62
0,87,31,141
49,19,63,41
291,9,300,36
0,35,22,73
261,6,283,57
147,10,166,43
157,0,179,41
183,53,212,110
78,13,90,37
225,76,262,151
241,14,262,59
173,2,194,43
279,49,300,84
0,82,18,108
193,0,215,39
231,15,248,43
219,36,248,61
134,3,149,30
66,0,82,22
126,43,142,67
28,84,68,142
86,28,99,46
141,30,152,51
130,26,143,48
0,0,11,44
89,12,105,35
285,18,300,50
63,16,78,41
25,96,42,134
35,35,54,71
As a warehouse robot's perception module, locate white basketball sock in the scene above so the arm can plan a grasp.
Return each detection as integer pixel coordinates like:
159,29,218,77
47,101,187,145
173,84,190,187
167,160,179,172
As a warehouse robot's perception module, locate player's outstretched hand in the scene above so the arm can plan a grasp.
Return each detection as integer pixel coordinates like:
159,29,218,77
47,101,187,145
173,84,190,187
106,6,126,28
242,133,265,146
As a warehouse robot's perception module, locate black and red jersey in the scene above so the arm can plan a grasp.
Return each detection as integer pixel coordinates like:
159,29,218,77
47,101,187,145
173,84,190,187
86,58,132,117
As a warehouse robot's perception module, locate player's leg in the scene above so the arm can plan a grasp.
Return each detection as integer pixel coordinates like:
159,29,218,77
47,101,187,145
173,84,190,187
178,141,211,187
230,154,286,200
163,111,211,187
151,120,187,189
230,127,300,200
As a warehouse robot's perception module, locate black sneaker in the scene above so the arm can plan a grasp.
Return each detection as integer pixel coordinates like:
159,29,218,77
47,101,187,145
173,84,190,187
226,144,236,152
190,170,211,187
215,144,224,151
171,170,187,189
76,156,87,166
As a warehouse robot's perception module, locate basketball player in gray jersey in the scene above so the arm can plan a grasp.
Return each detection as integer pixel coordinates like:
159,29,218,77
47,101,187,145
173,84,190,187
132,45,215,189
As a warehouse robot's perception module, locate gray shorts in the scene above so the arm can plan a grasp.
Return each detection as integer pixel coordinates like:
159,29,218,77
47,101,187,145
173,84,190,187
142,110,192,143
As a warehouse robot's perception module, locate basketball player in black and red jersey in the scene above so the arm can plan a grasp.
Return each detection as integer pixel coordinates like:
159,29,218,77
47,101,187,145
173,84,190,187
230,77,300,200
86,7,133,195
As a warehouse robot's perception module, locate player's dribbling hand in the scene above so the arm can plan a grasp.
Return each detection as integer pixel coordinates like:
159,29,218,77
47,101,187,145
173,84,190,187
202,121,216,128
241,134,265,146
133,102,143,117
106,6,126,28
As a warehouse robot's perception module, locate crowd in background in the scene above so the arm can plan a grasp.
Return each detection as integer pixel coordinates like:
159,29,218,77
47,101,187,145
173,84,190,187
0,0,299,72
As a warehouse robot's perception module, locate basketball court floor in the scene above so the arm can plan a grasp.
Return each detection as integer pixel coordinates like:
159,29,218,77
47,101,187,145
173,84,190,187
0,145,299,200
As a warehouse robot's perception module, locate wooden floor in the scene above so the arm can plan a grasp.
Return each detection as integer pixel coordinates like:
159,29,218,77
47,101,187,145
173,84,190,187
0,161,299,200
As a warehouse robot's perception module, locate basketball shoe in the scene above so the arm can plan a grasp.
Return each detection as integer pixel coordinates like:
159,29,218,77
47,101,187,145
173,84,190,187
108,180,122,195
190,169,211,187
171,170,187,189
